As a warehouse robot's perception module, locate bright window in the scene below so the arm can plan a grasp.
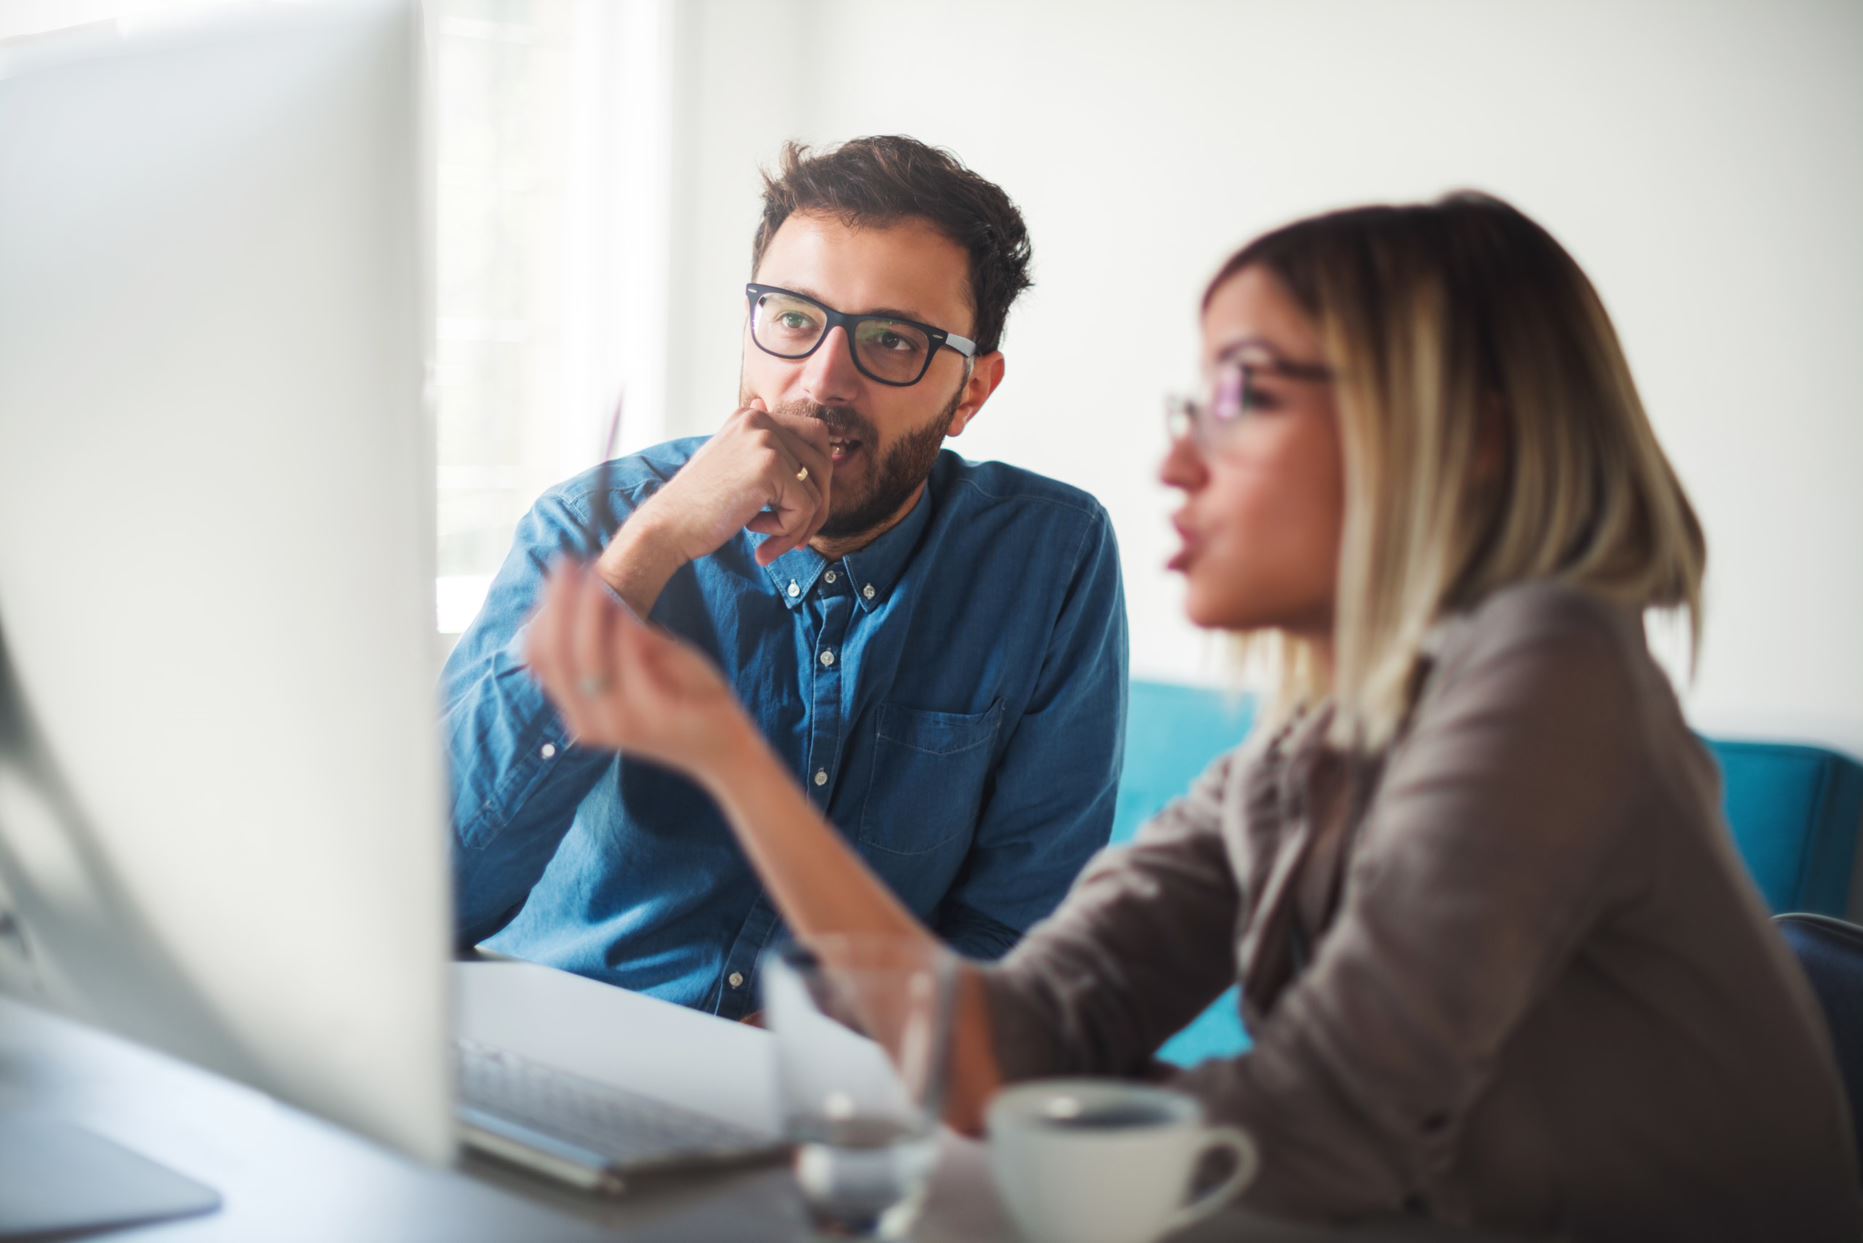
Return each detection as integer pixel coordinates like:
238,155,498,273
430,0,668,634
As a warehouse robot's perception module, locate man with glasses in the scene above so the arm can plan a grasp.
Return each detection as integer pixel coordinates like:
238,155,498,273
443,136,1127,1018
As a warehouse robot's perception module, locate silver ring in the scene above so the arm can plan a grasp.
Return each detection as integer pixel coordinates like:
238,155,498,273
794,465,809,483
577,675,609,698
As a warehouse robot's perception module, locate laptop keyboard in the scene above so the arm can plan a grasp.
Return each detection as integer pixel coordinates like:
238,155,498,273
455,1039,777,1168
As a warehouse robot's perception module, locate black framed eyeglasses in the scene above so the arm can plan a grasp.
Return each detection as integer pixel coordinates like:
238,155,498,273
745,283,977,388
1165,356,1334,448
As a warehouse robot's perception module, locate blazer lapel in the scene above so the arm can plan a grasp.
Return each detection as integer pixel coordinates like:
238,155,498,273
1235,707,1334,1013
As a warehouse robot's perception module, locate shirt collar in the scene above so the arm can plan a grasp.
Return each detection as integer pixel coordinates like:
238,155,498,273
760,482,934,613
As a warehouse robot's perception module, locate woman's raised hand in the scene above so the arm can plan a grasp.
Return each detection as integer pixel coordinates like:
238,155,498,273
524,561,753,781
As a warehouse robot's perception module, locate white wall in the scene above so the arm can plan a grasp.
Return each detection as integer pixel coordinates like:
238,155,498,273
661,0,1863,756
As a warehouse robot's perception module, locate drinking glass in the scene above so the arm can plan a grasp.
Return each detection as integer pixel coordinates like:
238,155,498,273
761,935,956,1238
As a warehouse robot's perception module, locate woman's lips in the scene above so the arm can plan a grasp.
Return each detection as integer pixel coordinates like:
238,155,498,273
1168,521,1199,573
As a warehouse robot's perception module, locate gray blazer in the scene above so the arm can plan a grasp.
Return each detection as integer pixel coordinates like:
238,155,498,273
985,582,1859,1240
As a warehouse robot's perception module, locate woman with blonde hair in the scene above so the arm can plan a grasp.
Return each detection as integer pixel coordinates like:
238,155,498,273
525,192,1859,1237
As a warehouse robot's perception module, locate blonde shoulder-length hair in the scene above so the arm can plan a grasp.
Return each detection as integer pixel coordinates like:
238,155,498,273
1206,192,1705,751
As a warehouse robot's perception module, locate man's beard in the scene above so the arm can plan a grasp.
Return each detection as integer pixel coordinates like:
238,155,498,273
768,387,961,543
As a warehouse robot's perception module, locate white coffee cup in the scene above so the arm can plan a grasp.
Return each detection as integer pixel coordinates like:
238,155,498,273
986,1079,1257,1243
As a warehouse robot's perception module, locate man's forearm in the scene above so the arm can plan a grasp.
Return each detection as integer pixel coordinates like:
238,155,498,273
594,504,690,618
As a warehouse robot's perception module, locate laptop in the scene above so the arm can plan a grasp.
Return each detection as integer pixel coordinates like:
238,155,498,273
453,960,789,1193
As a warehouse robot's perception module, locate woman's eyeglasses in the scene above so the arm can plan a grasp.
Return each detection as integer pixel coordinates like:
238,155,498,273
1165,357,1333,449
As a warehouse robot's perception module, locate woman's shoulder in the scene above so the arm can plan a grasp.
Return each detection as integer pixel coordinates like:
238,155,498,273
1430,577,1639,655
1380,581,1714,866
1410,579,1692,774
1428,580,1649,685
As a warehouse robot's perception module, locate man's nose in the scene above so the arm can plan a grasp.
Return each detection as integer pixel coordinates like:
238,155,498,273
800,326,862,407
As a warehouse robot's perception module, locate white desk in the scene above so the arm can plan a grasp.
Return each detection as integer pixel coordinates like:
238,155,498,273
0,964,1544,1242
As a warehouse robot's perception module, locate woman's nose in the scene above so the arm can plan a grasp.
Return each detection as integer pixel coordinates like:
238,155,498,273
1159,425,1207,492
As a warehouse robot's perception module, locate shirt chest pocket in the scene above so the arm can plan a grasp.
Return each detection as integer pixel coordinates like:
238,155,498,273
857,698,1006,857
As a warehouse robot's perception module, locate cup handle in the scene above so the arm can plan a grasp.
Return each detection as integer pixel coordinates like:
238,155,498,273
1160,1124,1258,1236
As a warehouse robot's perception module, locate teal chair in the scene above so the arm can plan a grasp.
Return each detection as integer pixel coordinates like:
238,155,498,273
1717,741,1863,917
1114,679,1863,1067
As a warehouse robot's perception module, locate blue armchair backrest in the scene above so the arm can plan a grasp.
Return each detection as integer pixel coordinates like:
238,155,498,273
1712,741,1863,917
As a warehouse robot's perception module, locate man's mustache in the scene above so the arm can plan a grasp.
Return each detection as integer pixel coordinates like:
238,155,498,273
771,399,873,443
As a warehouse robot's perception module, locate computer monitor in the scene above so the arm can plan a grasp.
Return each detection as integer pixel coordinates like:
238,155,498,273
0,0,452,1177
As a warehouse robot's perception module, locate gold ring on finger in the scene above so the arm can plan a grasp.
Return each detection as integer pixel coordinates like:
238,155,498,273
794,465,809,483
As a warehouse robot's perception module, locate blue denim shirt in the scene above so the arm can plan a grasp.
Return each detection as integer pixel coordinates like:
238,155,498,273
443,437,1127,1018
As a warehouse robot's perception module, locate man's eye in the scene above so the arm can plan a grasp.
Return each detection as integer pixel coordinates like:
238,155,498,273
778,311,815,331
874,330,915,353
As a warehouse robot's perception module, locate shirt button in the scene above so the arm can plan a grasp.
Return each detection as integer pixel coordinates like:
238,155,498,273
787,581,800,598
540,743,557,760
862,584,876,600
813,769,828,787
824,570,837,584
820,650,835,667
728,972,745,989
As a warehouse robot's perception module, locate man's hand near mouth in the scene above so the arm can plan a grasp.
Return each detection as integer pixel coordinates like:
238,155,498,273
593,398,834,616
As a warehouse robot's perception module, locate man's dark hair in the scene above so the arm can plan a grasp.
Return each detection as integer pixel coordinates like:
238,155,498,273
750,135,1033,357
